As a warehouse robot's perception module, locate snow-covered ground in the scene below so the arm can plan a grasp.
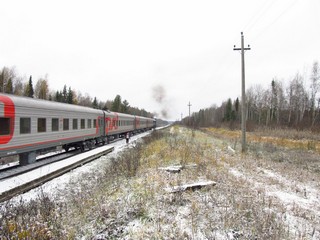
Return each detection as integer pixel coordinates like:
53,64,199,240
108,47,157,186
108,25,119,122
2,126,318,239
229,163,320,239
0,131,151,203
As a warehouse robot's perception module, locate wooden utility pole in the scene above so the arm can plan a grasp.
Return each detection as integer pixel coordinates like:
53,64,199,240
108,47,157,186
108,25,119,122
233,32,251,153
188,101,192,126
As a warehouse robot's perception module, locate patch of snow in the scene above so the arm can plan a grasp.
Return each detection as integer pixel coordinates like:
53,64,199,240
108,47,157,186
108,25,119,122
229,168,245,178
164,181,216,193
227,146,235,154
0,161,19,170
230,166,320,239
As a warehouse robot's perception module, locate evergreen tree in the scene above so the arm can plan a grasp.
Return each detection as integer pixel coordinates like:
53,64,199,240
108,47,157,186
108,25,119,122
62,85,67,103
5,78,13,94
122,99,129,113
235,98,239,112
26,75,34,98
67,87,73,104
225,98,233,121
111,95,122,112
92,97,98,109
55,90,62,102
234,98,240,121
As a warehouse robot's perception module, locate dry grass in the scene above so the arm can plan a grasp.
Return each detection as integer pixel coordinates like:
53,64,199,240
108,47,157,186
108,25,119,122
1,126,319,239
205,127,320,153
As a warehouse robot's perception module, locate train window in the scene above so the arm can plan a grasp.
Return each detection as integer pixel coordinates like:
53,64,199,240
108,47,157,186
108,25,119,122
52,118,59,131
81,119,85,129
93,119,97,128
73,119,78,130
88,119,92,128
20,118,31,134
0,118,10,135
38,118,46,132
63,119,69,131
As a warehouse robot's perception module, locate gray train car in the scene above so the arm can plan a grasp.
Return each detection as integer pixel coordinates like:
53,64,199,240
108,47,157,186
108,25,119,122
0,94,105,164
135,116,155,131
104,111,135,138
0,93,155,165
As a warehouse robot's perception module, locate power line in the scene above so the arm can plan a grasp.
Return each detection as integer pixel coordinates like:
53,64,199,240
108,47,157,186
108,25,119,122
251,0,299,41
243,0,278,33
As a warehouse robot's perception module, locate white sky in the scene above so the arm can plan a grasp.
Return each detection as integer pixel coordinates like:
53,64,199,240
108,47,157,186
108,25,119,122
0,0,319,120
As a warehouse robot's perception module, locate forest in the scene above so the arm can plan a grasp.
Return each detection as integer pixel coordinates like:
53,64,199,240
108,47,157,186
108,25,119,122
0,66,153,118
184,61,320,131
1,61,320,129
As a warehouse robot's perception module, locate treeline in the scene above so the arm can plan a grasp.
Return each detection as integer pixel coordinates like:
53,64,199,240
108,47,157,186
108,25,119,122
184,61,320,131
0,66,153,118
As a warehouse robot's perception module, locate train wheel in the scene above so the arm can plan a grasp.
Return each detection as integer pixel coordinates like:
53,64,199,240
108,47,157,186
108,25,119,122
63,146,69,152
80,145,85,152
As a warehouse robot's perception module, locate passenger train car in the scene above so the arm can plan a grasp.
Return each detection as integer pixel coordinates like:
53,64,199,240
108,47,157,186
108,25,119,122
0,93,155,165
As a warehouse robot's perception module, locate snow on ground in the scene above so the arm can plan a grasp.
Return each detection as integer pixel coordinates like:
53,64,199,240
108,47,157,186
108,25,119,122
0,131,151,203
229,166,320,239
0,145,113,193
0,161,19,170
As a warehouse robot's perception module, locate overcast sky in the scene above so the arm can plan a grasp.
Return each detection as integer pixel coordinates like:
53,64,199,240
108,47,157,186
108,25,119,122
0,0,319,120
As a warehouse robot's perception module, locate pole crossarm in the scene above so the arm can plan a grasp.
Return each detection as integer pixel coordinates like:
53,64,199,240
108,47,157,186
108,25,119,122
233,47,251,51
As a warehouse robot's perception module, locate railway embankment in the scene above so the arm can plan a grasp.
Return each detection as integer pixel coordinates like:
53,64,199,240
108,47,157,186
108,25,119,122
0,145,114,202
0,126,319,239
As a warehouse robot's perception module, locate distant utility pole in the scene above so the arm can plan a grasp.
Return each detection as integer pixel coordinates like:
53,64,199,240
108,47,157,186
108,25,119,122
233,32,251,153
188,101,192,126
1,74,3,93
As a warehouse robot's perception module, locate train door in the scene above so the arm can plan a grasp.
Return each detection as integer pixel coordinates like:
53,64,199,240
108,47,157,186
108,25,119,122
99,112,105,137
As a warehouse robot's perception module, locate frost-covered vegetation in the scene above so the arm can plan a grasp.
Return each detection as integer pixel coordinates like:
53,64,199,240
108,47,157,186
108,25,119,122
0,126,319,239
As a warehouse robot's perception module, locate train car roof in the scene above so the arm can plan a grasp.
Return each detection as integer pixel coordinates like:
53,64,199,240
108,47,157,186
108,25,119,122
136,115,154,121
104,110,135,119
0,93,102,114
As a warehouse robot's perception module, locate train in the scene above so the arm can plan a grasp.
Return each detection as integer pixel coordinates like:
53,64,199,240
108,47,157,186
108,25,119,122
0,93,156,165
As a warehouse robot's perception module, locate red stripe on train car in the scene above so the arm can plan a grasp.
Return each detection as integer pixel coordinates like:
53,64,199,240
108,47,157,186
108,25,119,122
0,95,15,144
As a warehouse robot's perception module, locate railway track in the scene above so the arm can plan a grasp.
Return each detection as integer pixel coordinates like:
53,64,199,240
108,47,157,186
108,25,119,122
0,146,114,203
0,149,78,180
0,136,127,180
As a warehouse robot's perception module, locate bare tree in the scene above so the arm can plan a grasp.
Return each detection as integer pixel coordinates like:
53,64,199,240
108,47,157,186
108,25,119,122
310,61,320,127
270,78,285,125
77,92,92,107
0,66,16,93
13,77,24,96
35,76,49,99
246,84,265,125
287,73,308,126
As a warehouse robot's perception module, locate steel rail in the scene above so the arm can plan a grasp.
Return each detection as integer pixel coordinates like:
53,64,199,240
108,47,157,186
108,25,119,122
0,146,114,203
